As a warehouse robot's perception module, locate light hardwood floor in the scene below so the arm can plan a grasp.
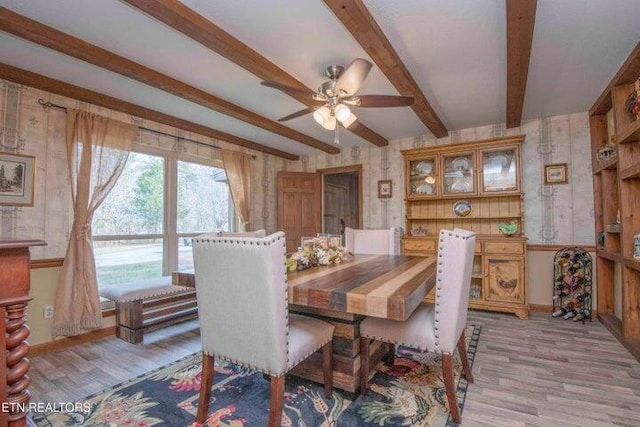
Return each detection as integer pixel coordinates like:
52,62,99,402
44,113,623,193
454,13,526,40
29,311,640,426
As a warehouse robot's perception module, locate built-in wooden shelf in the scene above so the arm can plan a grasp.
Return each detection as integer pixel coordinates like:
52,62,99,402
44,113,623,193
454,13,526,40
605,223,621,233
620,163,640,180
406,215,521,220
597,250,621,262
623,257,640,272
592,158,618,174
618,117,640,145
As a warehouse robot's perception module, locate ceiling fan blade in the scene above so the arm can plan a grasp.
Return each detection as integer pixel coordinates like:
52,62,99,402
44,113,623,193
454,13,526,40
355,95,415,107
278,106,317,122
261,81,319,100
335,58,372,96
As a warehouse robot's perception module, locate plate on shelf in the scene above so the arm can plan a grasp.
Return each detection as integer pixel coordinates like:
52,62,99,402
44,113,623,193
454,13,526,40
451,157,470,171
489,154,508,167
416,184,433,194
453,200,472,217
451,179,472,193
415,161,433,174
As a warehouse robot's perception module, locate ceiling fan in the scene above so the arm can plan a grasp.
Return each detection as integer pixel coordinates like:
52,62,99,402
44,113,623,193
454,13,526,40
261,58,414,142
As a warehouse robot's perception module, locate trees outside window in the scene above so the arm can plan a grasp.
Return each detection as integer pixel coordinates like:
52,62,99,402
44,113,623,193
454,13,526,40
93,151,232,287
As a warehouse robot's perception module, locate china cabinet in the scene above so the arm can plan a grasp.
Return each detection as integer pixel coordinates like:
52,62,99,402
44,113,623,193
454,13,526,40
402,135,528,319
589,42,640,354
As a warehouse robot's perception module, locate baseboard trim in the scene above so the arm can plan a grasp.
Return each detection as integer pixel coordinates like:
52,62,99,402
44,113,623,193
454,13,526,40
29,326,115,357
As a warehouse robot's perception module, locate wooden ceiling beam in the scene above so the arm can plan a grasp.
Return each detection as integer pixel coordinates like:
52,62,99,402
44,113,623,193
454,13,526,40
506,0,537,128
0,63,298,160
324,0,448,138
122,0,388,147
0,6,337,154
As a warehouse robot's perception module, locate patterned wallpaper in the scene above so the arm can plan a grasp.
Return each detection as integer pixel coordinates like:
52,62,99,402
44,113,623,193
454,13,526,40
286,114,595,246
0,78,594,259
0,79,284,259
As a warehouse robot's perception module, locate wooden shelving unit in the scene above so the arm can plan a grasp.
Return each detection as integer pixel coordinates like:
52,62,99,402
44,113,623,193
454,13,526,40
589,41,640,360
401,135,528,319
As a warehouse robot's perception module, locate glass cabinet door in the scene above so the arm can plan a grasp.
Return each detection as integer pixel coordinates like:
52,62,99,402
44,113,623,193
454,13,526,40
408,157,437,197
442,152,475,195
481,147,519,193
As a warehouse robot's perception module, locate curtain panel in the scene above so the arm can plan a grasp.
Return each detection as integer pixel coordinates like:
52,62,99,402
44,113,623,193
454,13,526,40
222,149,252,231
53,110,138,337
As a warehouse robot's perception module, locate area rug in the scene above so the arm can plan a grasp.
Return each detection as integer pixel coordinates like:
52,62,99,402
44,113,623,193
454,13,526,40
32,325,480,427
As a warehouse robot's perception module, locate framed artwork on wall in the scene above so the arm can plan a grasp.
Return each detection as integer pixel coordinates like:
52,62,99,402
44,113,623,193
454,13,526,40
544,163,568,185
378,179,392,198
0,151,36,206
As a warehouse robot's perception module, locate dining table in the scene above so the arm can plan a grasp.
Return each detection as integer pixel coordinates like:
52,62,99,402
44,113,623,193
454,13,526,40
172,253,436,393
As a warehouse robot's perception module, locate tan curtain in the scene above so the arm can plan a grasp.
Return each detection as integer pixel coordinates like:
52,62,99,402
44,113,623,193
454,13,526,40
222,149,251,231
53,110,138,337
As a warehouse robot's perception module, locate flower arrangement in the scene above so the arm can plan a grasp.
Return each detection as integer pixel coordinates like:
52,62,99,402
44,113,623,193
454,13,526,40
286,237,349,271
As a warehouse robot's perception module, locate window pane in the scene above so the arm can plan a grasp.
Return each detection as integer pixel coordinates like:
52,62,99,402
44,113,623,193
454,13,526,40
94,238,163,286
177,161,230,233
178,238,194,271
94,152,164,236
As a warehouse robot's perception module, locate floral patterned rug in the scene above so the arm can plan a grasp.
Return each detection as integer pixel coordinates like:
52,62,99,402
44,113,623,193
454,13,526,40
33,325,480,427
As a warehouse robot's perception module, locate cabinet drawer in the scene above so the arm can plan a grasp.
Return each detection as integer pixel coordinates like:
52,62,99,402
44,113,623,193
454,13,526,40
403,239,437,252
484,241,524,254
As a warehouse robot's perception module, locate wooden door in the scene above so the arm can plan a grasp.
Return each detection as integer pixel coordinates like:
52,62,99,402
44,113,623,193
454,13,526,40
277,172,321,253
324,183,351,235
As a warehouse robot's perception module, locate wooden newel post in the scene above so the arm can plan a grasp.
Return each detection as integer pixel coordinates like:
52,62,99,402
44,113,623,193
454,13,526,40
0,240,46,427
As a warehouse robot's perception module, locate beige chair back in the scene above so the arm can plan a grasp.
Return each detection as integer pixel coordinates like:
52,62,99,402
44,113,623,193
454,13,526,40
192,231,289,375
344,227,402,255
433,228,476,353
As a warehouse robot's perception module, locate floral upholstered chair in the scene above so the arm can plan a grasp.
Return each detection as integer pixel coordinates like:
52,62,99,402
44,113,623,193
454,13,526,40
191,231,334,427
344,227,402,255
359,228,476,424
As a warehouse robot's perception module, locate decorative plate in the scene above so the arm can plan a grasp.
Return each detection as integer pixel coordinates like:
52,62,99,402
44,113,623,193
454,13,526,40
450,179,472,193
453,200,472,217
416,184,433,194
489,154,508,167
451,157,470,171
416,161,433,175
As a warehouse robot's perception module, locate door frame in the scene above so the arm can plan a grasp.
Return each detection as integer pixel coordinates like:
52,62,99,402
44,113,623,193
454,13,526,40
318,164,363,232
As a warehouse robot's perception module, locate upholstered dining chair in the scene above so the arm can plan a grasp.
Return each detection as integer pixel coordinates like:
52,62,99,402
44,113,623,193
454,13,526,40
191,231,334,427
359,228,476,424
344,227,402,255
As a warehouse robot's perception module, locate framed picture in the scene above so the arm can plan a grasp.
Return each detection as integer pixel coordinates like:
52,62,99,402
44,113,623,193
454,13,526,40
0,151,36,206
378,179,392,198
544,163,568,185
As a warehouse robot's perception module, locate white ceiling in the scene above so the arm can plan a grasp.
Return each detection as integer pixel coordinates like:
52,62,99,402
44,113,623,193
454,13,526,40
0,0,639,157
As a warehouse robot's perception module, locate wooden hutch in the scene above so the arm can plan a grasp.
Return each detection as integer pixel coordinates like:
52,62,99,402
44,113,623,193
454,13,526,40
1,239,45,426
589,42,640,358
401,135,528,319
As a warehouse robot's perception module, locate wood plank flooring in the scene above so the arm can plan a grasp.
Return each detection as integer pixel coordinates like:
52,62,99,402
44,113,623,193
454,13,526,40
28,311,640,426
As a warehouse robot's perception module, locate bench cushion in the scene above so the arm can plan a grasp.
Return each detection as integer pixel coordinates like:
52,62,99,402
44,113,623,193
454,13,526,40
100,276,192,303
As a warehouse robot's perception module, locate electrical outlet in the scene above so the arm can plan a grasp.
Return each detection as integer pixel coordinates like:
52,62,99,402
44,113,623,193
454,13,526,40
43,305,54,319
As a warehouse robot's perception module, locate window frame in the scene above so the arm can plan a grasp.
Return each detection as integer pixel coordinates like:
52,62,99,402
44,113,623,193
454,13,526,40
92,143,236,284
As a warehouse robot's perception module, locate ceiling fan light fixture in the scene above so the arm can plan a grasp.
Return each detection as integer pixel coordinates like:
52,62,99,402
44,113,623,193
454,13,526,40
341,112,357,128
321,114,337,130
335,103,351,122
313,106,331,125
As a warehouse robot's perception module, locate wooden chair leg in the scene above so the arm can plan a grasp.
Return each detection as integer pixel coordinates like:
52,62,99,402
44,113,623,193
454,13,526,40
442,353,461,424
457,331,474,383
322,341,333,399
196,353,215,423
268,375,285,427
359,336,371,395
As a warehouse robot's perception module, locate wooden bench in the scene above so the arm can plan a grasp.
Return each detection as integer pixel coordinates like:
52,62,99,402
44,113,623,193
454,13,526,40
100,277,196,344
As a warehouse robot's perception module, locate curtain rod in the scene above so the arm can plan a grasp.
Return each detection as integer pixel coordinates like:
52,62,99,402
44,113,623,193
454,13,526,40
37,99,256,159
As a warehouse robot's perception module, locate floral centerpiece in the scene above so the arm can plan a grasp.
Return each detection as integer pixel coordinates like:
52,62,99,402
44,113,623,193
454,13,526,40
286,237,349,272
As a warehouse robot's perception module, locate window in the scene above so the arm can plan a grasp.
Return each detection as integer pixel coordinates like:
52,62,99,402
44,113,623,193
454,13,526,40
93,149,233,287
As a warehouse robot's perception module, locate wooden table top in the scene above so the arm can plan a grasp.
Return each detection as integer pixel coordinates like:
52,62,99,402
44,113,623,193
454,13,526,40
288,254,435,321
173,254,436,321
